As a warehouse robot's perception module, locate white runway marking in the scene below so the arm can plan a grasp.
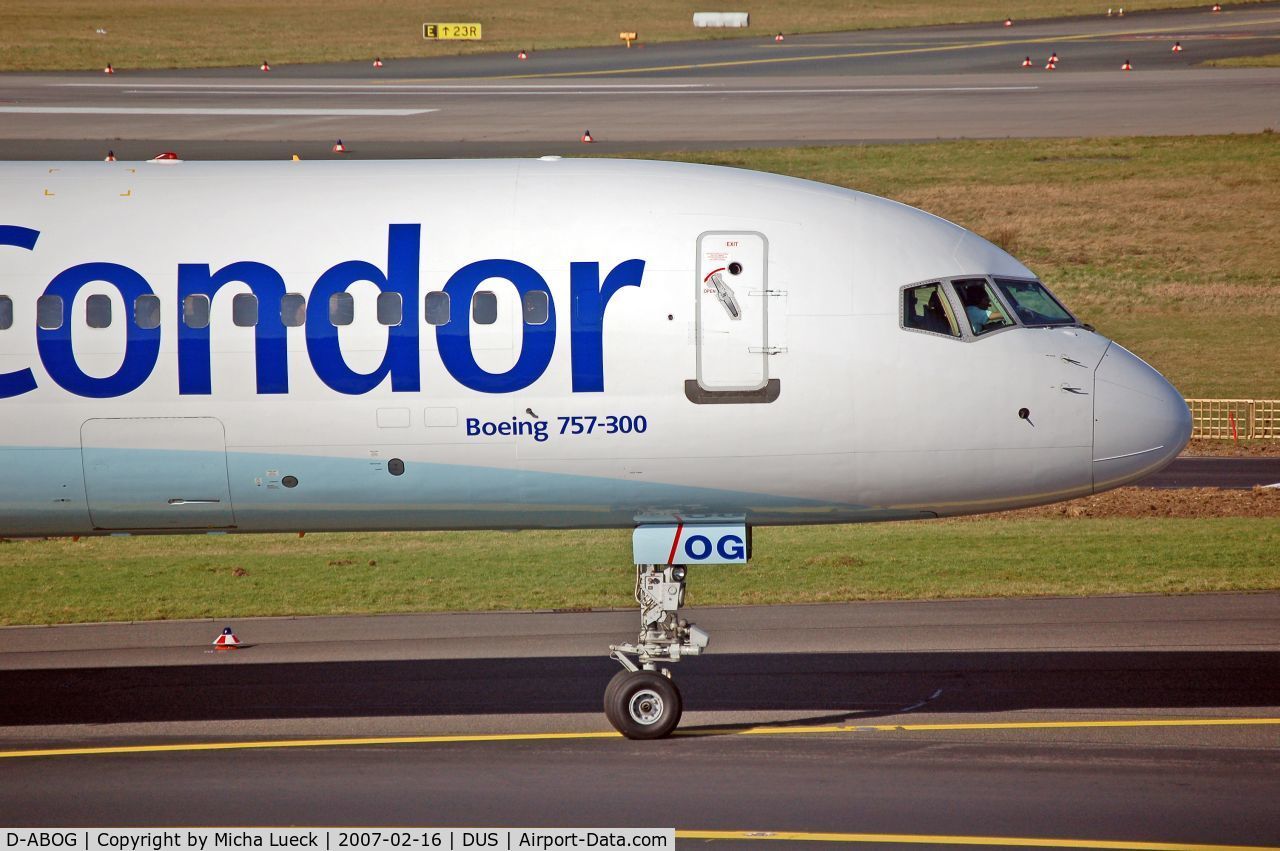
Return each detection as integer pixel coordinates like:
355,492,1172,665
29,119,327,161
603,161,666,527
56,82,1037,95
57,82,713,90
0,106,437,116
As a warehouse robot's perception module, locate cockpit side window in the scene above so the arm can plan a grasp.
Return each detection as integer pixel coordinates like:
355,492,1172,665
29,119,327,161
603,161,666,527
902,283,960,338
952,278,1014,336
994,278,1075,326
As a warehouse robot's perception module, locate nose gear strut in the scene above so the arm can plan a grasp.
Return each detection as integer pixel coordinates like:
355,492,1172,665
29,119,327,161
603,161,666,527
606,563,709,738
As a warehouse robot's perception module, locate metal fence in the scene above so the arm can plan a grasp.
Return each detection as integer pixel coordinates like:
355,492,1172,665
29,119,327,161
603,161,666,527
1186,399,1280,440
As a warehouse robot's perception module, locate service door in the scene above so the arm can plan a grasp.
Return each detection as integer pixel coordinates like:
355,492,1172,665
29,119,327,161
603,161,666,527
81,418,235,529
696,232,769,391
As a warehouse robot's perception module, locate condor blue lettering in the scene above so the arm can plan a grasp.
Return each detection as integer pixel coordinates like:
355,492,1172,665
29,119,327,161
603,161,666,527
0,225,39,399
437,258,555,393
684,534,713,561
569,259,644,392
177,261,288,395
306,224,420,395
717,534,746,560
37,262,159,398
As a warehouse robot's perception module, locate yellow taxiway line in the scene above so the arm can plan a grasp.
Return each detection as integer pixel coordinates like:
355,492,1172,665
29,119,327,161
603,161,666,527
676,830,1280,850
2,716,1278,760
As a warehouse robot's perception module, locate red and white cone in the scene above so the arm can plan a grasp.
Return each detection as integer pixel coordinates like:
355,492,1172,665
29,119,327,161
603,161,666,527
1121,59,1132,71
1045,60,1056,70
260,60,271,72
373,57,384,68
1172,41,1183,52
1049,52,1059,64
517,50,528,60
332,139,347,153
212,626,240,649
774,32,784,42
1004,17,1013,27
103,63,114,74
581,130,594,143
1211,3,1222,11
1021,56,1033,67
104,150,116,162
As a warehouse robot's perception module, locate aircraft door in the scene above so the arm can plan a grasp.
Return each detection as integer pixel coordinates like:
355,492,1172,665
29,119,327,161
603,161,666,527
695,232,769,392
81,417,235,529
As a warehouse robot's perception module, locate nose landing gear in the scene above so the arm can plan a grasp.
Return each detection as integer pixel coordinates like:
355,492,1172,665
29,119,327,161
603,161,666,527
606,563,709,739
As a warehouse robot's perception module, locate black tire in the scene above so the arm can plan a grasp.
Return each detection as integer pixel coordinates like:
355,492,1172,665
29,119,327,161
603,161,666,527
602,669,632,730
606,671,682,740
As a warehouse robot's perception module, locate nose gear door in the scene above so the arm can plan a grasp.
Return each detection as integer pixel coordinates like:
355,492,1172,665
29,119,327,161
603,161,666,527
695,232,769,392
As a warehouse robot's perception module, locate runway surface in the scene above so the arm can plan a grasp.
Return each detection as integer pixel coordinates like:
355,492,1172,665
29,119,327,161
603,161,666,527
1,4,1278,160
1140,455,1280,488
2,594,1279,848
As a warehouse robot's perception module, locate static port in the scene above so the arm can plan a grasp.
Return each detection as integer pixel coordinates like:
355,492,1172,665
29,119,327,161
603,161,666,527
388,458,405,476
282,475,298,488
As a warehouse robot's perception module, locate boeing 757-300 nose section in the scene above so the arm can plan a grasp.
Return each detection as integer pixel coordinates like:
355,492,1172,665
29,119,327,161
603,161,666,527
1092,342,1193,492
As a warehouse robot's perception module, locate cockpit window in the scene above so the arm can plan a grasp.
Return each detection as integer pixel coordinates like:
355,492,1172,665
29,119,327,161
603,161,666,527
993,278,1075,326
903,283,960,338
952,278,1014,336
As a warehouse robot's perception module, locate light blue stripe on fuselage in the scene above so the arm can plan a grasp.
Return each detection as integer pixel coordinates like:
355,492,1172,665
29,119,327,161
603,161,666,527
0,446,909,536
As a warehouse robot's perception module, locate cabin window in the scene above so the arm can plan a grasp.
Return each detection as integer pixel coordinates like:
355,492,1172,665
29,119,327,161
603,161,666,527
183,294,210,329
329,292,354,326
231,293,258,327
902,283,959,338
135,295,161,329
472,291,497,325
86,294,112,329
523,290,549,326
0,296,11,331
425,292,450,326
994,278,1074,327
377,292,403,326
281,293,306,327
37,295,63,330
952,278,1013,336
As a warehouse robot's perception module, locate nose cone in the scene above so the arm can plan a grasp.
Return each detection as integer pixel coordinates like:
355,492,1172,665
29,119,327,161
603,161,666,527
1093,343,1192,491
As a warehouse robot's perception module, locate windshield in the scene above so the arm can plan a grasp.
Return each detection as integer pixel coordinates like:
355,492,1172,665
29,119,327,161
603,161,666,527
952,278,1014,336
993,278,1075,326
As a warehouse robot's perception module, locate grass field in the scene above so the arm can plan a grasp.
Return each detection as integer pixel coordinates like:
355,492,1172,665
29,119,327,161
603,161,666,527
1202,53,1280,67
1,518,1277,625
0,0,1236,71
648,133,1280,400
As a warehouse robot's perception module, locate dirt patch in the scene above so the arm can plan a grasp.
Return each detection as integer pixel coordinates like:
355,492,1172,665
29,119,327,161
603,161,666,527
1182,439,1280,457
975,487,1280,520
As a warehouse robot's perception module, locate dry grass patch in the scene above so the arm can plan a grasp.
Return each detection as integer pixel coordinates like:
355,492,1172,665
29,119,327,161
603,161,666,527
0,0,1232,71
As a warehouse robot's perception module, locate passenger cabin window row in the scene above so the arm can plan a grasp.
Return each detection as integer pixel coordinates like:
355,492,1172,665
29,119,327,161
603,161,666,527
0,291,551,331
901,275,1075,340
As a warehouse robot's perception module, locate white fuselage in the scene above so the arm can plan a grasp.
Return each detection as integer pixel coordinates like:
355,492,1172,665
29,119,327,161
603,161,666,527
0,158,1190,536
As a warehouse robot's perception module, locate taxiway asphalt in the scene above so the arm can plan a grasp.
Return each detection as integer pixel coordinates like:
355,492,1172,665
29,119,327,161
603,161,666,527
2,594,1278,848
1,4,1278,160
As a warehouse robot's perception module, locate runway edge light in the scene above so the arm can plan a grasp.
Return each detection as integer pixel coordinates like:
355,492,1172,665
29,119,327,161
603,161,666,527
103,63,114,74
517,50,528,60
1122,58,1133,70
1021,56,1033,67
212,627,241,650
373,57,384,68
1004,17,1013,27
582,130,595,143
1172,41,1183,52
775,32,785,42
332,139,347,153
260,60,271,72
104,150,116,162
